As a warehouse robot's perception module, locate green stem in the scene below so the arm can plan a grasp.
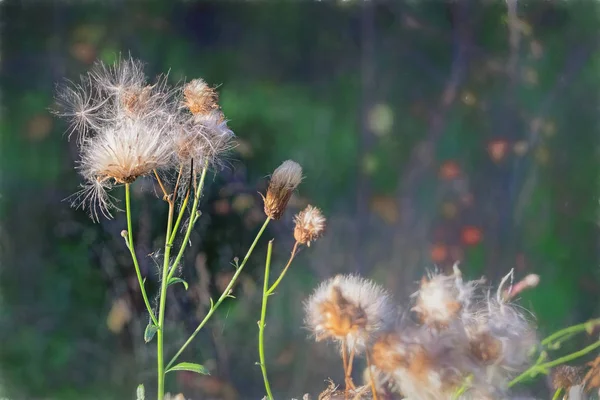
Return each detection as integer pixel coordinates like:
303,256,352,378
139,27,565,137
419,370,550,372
267,241,299,295
124,184,158,326
168,193,190,246
551,388,563,400
259,240,275,400
157,198,175,400
166,166,208,283
541,318,600,348
452,375,472,399
509,339,600,387
166,217,271,370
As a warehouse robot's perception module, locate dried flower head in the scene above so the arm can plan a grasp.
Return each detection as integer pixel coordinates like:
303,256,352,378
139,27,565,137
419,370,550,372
412,265,481,328
174,110,235,170
55,57,180,220
263,160,303,220
465,296,537,388
391,340,468,400
89,56,146,98
551,365,585,391
73,114,175,220
304,275,395,354
294,205,326,246
182,79,219,115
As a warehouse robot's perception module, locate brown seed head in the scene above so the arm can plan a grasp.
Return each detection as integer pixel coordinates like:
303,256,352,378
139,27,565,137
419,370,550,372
122,85,153,115
316,286,368,341
263,160,302,220
294,205,326,246
183,79,219,115
304,275,394,355
551,365,585,390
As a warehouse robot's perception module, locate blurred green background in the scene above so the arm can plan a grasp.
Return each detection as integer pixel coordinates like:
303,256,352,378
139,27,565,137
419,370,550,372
1,1,599,399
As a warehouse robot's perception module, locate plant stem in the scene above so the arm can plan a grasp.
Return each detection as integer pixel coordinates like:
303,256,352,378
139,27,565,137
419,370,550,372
541,319,600,348
365,350,379,400
509,339,600,387
551,388,563,400
124,184,158,326
157,197,176,400
165,217,271,370
169,188,190,246
158,161,208,400
167,166,208,283
267,241,299,295
259,240,275,400
538,339,600,370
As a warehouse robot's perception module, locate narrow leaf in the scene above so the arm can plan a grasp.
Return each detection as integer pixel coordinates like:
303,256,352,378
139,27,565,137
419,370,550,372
144,323,158,343
166,362,209,375
168,277,189,290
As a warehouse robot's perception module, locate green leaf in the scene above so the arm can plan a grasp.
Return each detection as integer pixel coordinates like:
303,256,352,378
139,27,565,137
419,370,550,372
144,324,158,343
166,362,209,375
136,384,145,400
168,277,189,290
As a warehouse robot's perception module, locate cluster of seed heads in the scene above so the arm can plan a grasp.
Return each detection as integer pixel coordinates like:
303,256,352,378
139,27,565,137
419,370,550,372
305,266,541,399
54,56,234,221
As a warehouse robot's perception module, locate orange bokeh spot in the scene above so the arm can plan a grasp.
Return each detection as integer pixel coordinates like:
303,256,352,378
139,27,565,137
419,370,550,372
439,161,461,180
461,225,483,246
430,244,448,263
488,139,508,162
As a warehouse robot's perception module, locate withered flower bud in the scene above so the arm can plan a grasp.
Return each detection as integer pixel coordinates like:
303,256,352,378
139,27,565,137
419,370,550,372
263,160,302,220
294,205,326,246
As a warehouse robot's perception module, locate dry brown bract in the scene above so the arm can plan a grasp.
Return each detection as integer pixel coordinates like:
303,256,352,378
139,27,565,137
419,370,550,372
318,380,373,400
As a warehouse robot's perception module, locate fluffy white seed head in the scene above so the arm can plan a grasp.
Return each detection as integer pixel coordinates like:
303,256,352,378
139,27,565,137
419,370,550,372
304,274,395,354
54,75,108,141
294,205,326,246
89,56,146,99
468,297,537,385
412,266,482,328
174,111,235,169
73,117,174,220
55,56,189,220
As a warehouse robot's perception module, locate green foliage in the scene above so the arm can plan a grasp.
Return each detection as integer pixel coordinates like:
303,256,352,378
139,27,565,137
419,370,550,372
165,362,209,375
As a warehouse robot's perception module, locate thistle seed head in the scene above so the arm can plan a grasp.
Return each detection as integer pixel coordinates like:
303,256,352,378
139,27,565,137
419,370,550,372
551,365,585,391
182,79,219,115
304,274,395,354
294,205,326,246
174,111,235,169
412,266,481,329
263,160,302,220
